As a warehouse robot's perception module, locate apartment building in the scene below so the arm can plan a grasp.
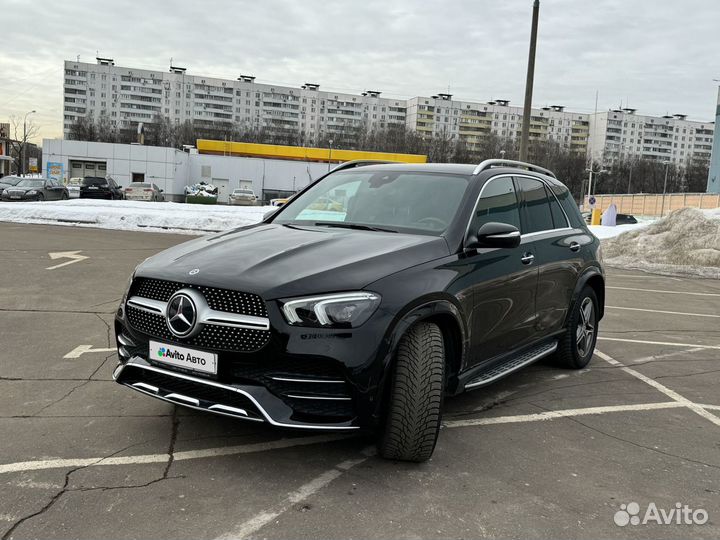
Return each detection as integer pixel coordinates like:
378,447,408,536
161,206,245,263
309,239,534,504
63,59,407,142
406,95,589,153
63,58,715,168
587,108,714,166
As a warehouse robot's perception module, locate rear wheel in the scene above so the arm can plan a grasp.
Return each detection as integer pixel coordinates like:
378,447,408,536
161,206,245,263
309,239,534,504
554,286,598,369
378,322,444,462
61,192,69,200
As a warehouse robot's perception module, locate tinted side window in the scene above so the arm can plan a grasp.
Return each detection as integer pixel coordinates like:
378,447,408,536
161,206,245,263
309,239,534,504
551,183,585,228
471,176,521,232
517,177,553,233
546,186,568,228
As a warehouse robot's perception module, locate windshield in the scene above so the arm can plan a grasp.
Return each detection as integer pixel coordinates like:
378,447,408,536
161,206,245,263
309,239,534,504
234,189,253,195
274,170,470,235
17,179,44,188
1,176,22,186
82,177,108,186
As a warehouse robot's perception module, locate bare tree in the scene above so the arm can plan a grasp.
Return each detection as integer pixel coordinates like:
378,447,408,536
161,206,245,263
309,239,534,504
8,115,40,174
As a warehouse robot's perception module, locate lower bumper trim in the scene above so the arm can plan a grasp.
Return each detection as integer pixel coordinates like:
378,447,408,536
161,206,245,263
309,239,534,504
114,357,359,431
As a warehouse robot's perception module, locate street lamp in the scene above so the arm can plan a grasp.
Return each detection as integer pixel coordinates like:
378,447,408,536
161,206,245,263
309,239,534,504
327,139,334,172
22,110,36,175
585,162,608,200
660,161,671,217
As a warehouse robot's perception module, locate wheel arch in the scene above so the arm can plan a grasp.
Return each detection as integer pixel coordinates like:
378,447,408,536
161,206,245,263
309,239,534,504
373,297,468,418
569,267,605,323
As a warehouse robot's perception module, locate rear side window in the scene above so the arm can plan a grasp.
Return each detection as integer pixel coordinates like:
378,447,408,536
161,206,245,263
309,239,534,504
82,177,107,186
471,176,521,232
547,187,568,228
517,177,553,233
550,183,585,228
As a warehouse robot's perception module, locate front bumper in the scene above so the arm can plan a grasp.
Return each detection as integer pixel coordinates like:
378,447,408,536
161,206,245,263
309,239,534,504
113,357,359,430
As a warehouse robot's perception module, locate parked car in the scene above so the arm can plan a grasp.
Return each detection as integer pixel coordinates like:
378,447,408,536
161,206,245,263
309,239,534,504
79,176,124,200
270,195,295,207
307,195,344,212
229,188,257,206
0,175,23,193
1,177,69,201
583,211,638,225
114,159,604,462
65,177,83,199
125,182,165,202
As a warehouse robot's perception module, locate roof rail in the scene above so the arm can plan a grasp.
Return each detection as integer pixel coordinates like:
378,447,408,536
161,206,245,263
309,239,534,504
329,159,399,173
472,159,556,178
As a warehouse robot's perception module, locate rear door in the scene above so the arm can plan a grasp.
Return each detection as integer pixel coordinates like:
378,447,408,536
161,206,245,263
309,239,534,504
516,176,583,335
465,175,539,367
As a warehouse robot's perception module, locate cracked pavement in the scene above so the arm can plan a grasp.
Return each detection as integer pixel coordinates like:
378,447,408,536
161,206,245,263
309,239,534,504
1,222,719,539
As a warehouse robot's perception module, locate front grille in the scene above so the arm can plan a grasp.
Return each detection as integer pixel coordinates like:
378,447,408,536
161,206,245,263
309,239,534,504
132,278,267,317
126,305,270,352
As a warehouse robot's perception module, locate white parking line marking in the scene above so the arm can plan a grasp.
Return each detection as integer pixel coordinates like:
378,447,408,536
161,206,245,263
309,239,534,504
597,337,720,350
594,350,720,427
63,345,117,358
46,250,89,270
0,434,350,476
443,402,684,428
217,453,370,540
629,347,706,365
607,286,720,297
606,306,720,319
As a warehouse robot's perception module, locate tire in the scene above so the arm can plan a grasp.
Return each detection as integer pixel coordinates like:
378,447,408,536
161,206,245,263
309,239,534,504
36,193,44,202
61,192,69,200
554,286,598,369
378,322,445,462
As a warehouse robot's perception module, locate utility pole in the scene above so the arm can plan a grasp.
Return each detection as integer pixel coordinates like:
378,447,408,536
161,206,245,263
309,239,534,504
661,161,670,217
327,139,334,172
22,110,36,175
519,0,540,162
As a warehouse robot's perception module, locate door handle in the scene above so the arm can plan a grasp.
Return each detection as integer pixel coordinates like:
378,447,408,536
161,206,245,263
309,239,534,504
569,242,581,252
521,253,535,265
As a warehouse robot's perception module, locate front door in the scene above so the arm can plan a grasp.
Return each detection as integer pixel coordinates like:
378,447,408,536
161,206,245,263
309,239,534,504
465,175,539,368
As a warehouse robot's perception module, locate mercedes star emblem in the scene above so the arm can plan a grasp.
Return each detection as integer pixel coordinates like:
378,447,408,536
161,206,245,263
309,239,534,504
166,293,197,337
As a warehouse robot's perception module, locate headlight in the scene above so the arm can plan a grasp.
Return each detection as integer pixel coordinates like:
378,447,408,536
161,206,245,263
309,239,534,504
281,292,381,328
26,190,37,195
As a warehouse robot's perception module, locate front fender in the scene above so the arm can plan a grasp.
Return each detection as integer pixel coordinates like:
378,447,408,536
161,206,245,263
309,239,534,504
369,297,468,425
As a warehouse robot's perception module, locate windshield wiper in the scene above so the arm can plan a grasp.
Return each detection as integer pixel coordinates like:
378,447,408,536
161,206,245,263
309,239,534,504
313,222,398,233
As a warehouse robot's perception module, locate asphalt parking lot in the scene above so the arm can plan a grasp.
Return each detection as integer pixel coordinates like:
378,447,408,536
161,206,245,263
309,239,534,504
1,222,719,539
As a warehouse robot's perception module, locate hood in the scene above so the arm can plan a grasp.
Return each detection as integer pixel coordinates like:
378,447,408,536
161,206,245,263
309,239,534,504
136,223,449,299
6,186,38,192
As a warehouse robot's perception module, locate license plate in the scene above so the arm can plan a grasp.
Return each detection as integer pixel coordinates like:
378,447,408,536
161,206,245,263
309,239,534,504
88,186,98,190
149,340,217,375
10,196,20,199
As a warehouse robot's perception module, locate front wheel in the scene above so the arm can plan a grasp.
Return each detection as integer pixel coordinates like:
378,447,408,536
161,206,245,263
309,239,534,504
36,193,44,202
554,286,598,369
378,322,445,462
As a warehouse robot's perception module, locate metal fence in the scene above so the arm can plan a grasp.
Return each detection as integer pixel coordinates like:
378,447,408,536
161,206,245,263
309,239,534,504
583,193,720,217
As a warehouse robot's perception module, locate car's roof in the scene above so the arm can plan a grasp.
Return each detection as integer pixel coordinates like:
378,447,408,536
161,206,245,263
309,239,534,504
343,163,478,175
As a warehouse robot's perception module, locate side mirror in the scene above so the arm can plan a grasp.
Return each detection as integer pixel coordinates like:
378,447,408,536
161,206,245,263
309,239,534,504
159,189,164,193
466,222,521,250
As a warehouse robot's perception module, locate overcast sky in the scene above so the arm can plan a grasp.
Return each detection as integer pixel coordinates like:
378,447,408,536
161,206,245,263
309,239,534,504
3,0,720,142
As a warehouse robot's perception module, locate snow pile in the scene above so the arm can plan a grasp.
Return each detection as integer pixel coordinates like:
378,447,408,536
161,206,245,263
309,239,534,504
588,222,651,239
602,207,720,278
0,199,273,234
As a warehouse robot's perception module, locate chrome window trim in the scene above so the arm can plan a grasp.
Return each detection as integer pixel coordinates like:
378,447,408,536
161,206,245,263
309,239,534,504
464,173,574,243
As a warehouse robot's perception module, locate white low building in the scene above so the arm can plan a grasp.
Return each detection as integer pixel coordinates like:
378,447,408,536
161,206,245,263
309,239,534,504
42,139,332,202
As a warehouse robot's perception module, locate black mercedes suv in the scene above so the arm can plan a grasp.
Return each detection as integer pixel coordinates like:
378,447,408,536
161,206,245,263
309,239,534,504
114,159,604,462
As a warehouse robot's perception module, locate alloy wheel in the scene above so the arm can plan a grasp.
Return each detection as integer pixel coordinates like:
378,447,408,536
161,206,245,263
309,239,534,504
576,297,595,357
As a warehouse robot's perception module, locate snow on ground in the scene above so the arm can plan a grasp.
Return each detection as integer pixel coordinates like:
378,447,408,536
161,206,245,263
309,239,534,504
601,207,720,279
588,222,651,239
0,199,272,235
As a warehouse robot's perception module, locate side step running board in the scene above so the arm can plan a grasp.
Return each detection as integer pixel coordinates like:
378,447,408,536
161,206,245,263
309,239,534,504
465,341,558,390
